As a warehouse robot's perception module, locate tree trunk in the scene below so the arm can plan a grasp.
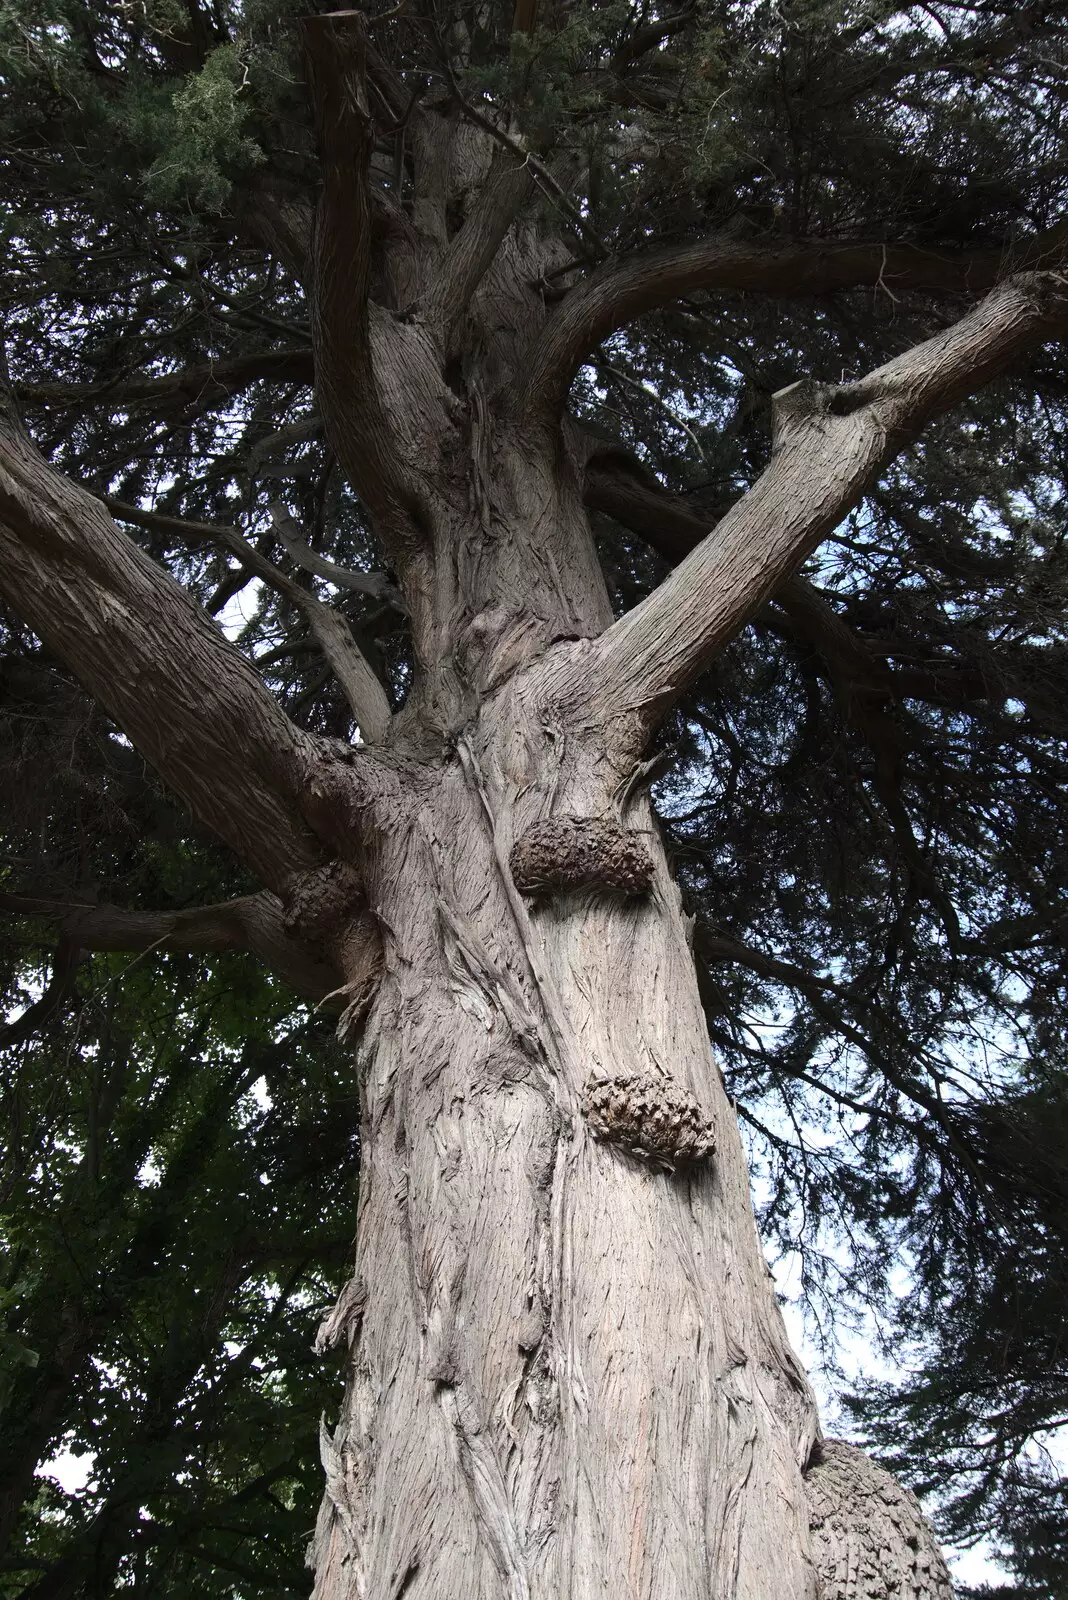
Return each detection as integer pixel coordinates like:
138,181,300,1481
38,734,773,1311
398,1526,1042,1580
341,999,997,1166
302,465,952,1596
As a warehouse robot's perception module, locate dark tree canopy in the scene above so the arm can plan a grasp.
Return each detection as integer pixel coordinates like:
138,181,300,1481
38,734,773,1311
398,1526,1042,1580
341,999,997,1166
1,0,1067,1594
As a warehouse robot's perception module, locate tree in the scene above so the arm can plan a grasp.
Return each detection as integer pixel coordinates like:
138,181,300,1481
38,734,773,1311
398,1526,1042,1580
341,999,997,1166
846,1081,1068,1597
1,0,1067,1594
1,943,357,1598
0,673,357,1595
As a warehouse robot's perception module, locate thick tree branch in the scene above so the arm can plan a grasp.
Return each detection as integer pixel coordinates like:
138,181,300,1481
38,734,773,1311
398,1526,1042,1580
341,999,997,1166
364,34,415,123
584,443,1068,733
303,9,417,545
567,271,1068,755
583,447,728,561
421,150,537,347
15,348,313,412
583,448,947,891
524,230,1068,421
105,498,393,742
585,446,905,715
0,891,341,1005
0,409,326,891
410,110,455,250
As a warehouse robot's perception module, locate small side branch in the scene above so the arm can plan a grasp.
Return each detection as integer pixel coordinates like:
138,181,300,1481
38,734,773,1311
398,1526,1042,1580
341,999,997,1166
563,271,1068,758
612,5,695,68
695,923,961,1135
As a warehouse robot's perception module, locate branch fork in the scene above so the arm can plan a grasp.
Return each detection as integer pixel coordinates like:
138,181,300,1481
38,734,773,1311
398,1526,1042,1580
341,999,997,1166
546,270,1068,762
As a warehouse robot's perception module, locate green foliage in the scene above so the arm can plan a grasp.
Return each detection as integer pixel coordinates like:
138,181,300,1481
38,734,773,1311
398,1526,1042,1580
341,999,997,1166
142,44,266,213
0,938,356,1596
842,1081,1068,1594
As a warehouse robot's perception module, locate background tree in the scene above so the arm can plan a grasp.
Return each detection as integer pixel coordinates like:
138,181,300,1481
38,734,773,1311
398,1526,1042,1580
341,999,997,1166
1,954,356,1598
1,0,1067,1596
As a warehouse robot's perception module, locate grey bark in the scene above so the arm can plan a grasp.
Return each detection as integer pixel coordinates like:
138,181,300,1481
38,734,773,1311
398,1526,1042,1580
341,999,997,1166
306,724,824,1599
291,223,1062,1595
301,675,952,1597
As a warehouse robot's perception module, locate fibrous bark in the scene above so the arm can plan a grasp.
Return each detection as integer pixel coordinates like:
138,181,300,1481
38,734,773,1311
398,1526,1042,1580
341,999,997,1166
307,718,823,1600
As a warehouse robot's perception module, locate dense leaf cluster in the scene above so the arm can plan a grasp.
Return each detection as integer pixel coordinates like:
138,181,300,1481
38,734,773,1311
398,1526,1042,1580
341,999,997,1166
0,934,357,1597
2,0,1067,1591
